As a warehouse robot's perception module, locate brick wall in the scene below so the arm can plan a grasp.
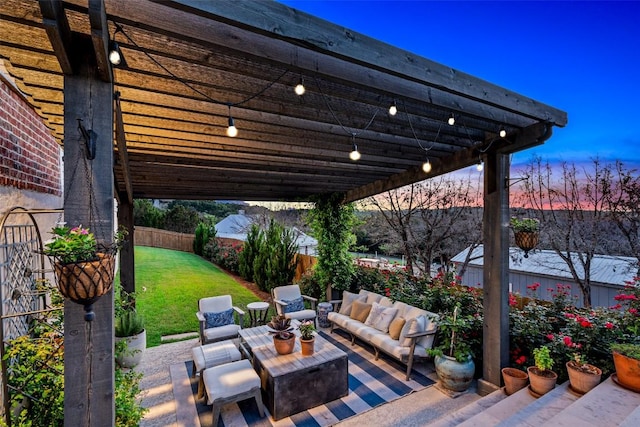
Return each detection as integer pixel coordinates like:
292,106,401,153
0,76,62,195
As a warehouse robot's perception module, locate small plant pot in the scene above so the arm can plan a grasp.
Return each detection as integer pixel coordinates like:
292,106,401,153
566,361,602,394
527,366,557,397
300,337,315,356
502,367,529,395
273,334,295,355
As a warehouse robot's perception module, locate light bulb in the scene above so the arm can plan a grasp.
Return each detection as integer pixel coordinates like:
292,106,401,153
499,127,507,138
389,103,397,116
448,114,455,126
349,144,361,161
109,46,121,65
476,161,484,172
295,82,305,96
227,116,238,137
422,160,432,173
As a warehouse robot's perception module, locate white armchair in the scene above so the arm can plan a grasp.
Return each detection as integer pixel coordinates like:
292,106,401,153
196,295,244,344
272,285,317,327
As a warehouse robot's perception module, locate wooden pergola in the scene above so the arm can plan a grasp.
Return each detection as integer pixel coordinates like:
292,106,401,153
1,1,567,425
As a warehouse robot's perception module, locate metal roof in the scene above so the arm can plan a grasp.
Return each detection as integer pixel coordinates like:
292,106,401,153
452,245,637,287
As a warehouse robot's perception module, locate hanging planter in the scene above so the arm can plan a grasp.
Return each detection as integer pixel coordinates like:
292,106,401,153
44,225,127,321
510,217,540,257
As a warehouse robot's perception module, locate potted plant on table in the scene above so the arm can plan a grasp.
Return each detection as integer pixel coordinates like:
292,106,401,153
611,343,640,392
527,346,557,397
566,353,602,394
510,217,540,257
298,320,316,356
428,304,475,392
43,224,127,321
267,315,295,355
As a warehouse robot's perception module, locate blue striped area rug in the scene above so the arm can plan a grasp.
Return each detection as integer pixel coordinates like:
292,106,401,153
187,329,434,427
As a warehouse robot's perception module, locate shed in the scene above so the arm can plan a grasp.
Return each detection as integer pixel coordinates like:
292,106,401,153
452,245,637,307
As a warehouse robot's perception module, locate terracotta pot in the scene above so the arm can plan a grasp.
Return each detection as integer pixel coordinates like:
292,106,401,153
566,361,602,394
434,354,475,392
273,334,295,355
527,366,557,396
300,337,315,356
613,351,640,392
502,367,528,395
53,253,115,304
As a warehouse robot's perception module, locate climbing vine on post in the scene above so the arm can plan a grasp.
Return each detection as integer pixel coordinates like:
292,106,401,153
308,192,357,300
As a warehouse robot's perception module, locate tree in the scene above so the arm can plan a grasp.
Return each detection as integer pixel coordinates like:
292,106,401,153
163,205,200,233
133,199,165,228
365,175,482,275
605,161,640,275
515,157,620,306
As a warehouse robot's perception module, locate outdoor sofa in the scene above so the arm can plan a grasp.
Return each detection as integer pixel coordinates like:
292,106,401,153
327,289,438,380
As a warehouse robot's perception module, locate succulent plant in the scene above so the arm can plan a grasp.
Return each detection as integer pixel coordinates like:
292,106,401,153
267,315,294,339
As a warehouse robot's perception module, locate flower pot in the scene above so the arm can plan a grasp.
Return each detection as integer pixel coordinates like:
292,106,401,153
612,351,640,393
566,361,602,394
502,367,528,395
434,354,475,392
116,329,147,368
273,334,295,355
527,366,557,396
53,253,115,304
300,337,315,356
514,231,539,257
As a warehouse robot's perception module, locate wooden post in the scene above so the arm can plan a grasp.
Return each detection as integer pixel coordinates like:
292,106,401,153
117,198,135,298
62,36,114,426
477,151,510,395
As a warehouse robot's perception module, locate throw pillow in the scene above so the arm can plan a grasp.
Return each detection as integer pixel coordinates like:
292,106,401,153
399,315,427,347
338,291,361,316
350,300,372,323
282,296,305,313
388,317,406,340
203,308,234,329
364,302,399,333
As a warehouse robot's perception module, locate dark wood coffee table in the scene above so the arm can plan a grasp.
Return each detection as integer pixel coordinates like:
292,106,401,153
239,322,348,420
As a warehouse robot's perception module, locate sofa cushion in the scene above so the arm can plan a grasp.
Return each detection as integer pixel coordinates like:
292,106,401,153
350,300,372,323
364,302,398,333
338,291,365,316
388,317,406,340
370,333,428,360
392,301,411,318
378,296,395,308
358,289,382,304
399,315,427,347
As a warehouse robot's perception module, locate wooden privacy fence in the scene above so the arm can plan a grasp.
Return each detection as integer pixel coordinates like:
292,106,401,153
294,253,317,283
135,227,195,252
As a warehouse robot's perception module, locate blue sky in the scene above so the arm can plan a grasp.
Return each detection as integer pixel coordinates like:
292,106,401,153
279,0,640,171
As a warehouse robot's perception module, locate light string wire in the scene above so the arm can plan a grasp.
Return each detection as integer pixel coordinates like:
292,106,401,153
313,76,380,138
115,24,289,108
404,99,438,153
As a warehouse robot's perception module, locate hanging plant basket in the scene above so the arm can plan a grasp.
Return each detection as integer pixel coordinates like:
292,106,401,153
51,253,116,321
514,231,539,257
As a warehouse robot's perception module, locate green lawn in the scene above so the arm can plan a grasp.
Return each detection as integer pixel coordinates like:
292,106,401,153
130,246,266,347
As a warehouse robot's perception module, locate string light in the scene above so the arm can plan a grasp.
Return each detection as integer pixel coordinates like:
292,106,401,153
388,101,397,116
448,113,455,126
422,159,432,173
476,156,484,172
226,105,238,137
108,24,127,67
349,134,361,161
499,126,507,138
294,77,305,95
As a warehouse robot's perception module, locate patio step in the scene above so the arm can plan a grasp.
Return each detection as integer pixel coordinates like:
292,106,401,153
429,376,640,427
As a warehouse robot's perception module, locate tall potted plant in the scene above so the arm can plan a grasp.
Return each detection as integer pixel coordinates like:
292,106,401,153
428,304,475,392
510,217,539,257
527,346,557,396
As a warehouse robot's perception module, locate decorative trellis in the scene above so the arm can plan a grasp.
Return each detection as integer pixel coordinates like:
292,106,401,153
0,207,61,425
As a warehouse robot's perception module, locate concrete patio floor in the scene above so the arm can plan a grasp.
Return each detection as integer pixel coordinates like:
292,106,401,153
136,330,482,427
